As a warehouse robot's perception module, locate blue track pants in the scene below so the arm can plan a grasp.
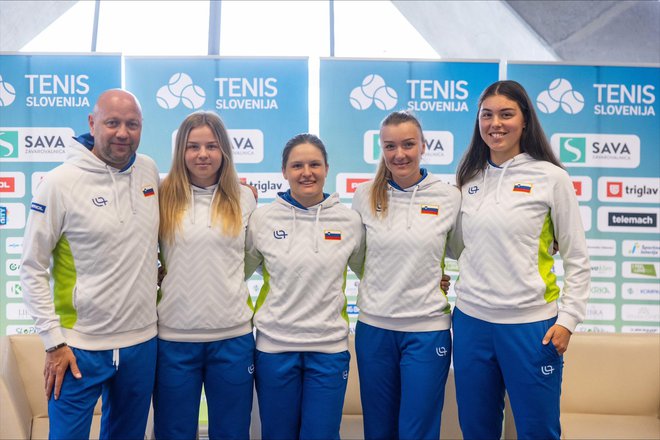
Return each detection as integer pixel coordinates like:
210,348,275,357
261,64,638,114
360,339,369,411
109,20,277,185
153,333,255,440
255,350,350,440
453,308,563,440
48,338,157,440
355,321,451,440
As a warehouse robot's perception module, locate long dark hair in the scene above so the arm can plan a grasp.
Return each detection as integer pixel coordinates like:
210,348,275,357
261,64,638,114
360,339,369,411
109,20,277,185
456,80,562,188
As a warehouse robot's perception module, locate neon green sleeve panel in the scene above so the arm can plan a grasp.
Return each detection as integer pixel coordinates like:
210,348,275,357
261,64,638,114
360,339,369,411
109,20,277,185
341,266,349,324
51,235,77,329
538,212,560,303
438,242,451,314
254,263,270,313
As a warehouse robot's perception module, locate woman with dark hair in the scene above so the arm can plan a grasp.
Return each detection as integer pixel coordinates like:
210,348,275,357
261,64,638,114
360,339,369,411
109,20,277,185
155,111,257,439
453,80,590,439
245,133,365,440
351,111,461,440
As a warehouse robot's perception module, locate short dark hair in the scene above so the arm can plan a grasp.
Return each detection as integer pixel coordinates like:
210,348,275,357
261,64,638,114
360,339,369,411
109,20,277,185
281,133,328,170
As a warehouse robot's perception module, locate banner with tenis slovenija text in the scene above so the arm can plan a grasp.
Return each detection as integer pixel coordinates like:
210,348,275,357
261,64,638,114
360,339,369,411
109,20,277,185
125,56,309,308
0,53,122,337
508,63,660,333
319,59,499,327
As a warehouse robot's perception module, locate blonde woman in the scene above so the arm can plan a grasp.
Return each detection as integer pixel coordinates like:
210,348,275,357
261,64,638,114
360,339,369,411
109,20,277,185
351,111,461,440
155,111,256,440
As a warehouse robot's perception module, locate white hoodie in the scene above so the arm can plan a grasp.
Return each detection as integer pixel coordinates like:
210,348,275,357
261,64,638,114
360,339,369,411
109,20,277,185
157,184,256,342
245,192,365,353
454,153,590,332
21,139,160,351
351,171,461,332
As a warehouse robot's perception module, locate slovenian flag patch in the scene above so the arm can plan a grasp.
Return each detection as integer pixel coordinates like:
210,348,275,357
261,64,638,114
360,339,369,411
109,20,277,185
513,183,532,193
421,204,439,215
324,230,342,240
143,186,155,197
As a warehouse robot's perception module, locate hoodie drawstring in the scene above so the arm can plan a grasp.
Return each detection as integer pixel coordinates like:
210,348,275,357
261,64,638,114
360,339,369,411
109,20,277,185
495,159,514,204
112,348,119,371
208,186,219,228
107,169,124,223
313,205,322,253
106,165,136,223
287,206,297,254
407,185,419,229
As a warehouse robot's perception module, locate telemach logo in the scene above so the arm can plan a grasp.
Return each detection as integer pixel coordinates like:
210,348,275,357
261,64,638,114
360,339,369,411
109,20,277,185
608,212,657,228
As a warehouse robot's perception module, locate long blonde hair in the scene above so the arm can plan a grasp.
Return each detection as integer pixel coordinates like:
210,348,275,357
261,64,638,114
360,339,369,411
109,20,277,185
159,111,242,244
369,111,424,217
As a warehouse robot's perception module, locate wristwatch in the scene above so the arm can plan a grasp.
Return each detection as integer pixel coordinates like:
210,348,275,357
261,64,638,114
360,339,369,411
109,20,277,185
45,342,68,353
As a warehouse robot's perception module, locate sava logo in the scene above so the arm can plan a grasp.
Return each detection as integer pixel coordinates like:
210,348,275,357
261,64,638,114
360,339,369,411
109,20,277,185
552,133,640,168
0,127,74,162
362,130,454,165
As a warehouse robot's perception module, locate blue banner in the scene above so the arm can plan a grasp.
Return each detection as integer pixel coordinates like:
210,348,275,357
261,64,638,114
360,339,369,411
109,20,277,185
319,59,499,197
124,56,309,186
0,53,122,336
319,59,499,327
508,63,660,333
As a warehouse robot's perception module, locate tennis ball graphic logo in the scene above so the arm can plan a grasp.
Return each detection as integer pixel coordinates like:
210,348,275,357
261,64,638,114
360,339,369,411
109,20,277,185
361,74,386,98
349,74,398,111
180,84,206,109
350,86,372,110
560,90,584,114
156,85,179,109
536,90,560,114
0,75,17,107
373,86,397,110
536,78,584,114
156,73,206,110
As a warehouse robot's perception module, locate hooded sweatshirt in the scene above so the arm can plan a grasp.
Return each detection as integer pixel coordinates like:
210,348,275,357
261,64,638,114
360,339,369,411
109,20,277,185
453,153,590,332
244,191,365,353
157,184,256,342
351,171,461,332
21,136,160,351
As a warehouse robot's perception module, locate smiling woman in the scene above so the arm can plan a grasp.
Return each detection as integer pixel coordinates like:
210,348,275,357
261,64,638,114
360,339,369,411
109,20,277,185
244,133,365,440
155,111,257,439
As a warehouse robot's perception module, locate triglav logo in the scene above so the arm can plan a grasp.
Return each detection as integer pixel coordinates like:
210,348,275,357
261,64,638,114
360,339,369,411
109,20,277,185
350,74,398,111
536,79,584,115
0,131,19,158
0,75,16,107
156,73,206,110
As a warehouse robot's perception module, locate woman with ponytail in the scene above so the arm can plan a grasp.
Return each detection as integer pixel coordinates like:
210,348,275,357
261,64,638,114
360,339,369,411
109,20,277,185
351,111,461,440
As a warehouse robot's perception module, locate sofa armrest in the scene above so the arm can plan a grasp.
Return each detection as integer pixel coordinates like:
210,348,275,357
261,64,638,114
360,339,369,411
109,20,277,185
0,336,32,440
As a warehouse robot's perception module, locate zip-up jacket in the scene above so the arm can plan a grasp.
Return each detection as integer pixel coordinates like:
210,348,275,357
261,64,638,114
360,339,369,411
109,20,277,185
157,184,256,342
20,136,160,351
454,153,590,332
244,192,365,353
351,171,461,332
